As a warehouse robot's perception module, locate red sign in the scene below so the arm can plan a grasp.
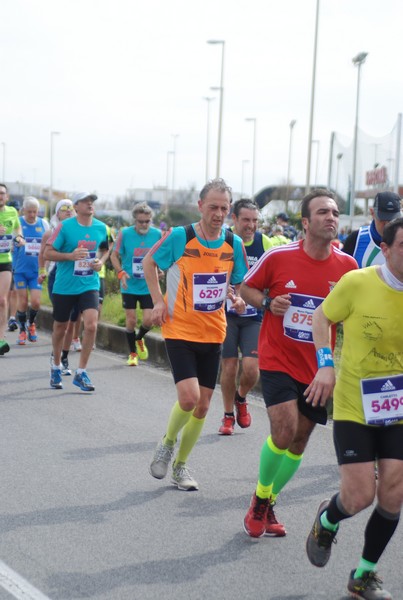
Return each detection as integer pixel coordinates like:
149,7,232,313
366,166,388,186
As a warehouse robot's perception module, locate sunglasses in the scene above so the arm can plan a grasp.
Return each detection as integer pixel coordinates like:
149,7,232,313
59,205,74,212
136,219,151,225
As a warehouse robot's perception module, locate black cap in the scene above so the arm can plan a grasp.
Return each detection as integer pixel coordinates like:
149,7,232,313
373,192,401,221
277,212,289,221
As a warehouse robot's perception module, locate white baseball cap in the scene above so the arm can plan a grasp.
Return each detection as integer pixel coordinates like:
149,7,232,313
72,192,98,205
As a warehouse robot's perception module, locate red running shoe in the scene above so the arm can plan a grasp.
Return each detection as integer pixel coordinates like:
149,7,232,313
235,399,251,428
265,499,286,537
218,415,235,435
243,493,268,538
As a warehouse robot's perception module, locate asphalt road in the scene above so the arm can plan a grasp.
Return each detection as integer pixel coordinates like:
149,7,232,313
1,327,402,600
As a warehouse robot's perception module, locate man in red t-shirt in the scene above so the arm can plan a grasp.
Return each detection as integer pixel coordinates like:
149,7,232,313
240,188,357,538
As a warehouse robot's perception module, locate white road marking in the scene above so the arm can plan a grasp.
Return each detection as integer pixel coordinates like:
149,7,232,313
0,560,52,600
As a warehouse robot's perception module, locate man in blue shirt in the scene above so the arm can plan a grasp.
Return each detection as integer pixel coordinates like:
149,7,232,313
111,202,162,366
13,196,49,345
44,192,109,391
342,191,401,267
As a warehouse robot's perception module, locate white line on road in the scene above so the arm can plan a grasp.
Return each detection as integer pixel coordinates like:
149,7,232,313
0,560,52,600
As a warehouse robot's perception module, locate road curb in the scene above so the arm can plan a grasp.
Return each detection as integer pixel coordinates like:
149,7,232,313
37,306,265,397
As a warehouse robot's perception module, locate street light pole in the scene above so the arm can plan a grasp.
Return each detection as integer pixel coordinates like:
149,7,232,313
1,142,6,181
245,117,256,196
171,134,179,202
285,120,296,209
50,131,60,212
241,159,249,196
335,152,343,203
312,139,320,186
305,0,320,195
207,39,225,178
350,51,368,227
165,150,174,214
203,96,215,182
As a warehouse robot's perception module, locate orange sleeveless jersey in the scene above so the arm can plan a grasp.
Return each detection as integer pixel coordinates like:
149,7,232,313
162,232,236,343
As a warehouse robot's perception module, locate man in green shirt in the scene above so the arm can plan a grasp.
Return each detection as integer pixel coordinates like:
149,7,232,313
0,184,24,355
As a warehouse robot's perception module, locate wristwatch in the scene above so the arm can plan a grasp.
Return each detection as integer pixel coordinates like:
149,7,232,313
261,296,273,312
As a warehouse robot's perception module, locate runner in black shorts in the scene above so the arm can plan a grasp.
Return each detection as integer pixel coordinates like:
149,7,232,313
0,183,23,355
218,198,273,436
305,216,403,599
240,189,357,539
143,178,248,491
111,202,162,367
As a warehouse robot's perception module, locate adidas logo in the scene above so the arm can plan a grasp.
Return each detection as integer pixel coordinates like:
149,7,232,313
285,280,297,289
381,380,396,392
303,299,316,309
207,276,218,284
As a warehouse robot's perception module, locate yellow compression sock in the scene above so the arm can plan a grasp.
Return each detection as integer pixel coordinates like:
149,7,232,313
165,401,193,445
256,482,273,500
175,414,205,464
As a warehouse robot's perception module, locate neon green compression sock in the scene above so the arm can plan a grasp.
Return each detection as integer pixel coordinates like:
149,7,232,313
271,449,303,501
256,436,286,499
354,558,377,579
175,414,205,464
165,401,193,445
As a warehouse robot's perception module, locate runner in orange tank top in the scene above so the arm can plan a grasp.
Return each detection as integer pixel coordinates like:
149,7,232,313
143,178,248,491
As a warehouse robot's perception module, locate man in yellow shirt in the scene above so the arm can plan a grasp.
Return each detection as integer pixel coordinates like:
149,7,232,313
305,217,403,600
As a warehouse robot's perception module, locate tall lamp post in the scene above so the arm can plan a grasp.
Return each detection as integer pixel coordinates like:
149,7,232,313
350,51,368,226
285,120,296,209
203,96,215,182
171,133,179,201
50,131,60,212
312,139,320,186
165,150,174,214
1,142,6,181
241,159,249,196
305,0,320,195
335,152,343,203
207,39,225,178
245,117,256,196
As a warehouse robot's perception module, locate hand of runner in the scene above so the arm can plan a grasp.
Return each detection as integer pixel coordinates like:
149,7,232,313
151,299,167,326
92,258,102,272
304,367,336,407
72,247,90,261
270,293,292,316
227,291,246,315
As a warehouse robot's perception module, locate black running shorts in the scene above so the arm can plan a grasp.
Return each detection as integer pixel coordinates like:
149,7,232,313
260,369,328,425
333,420,403,464
122,293,153,310
165,339,222,389
52,290,99,323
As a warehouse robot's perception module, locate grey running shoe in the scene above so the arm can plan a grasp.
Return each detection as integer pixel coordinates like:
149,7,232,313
8,318,18,332
149,438,174,479
347,570,392,599
73,370,95,392
306,499,337,567
171,462,198,491
61,357,72,376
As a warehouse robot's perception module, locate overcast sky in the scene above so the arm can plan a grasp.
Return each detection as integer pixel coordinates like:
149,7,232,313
1,0,402,201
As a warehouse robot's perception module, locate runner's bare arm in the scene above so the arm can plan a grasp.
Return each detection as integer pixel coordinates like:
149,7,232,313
143,252,166,325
